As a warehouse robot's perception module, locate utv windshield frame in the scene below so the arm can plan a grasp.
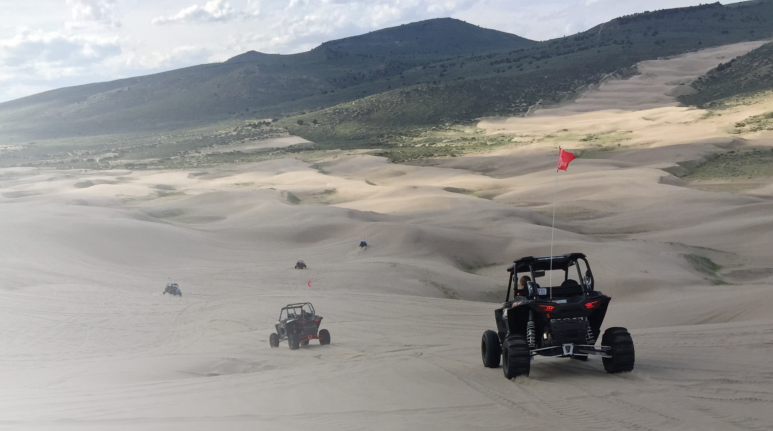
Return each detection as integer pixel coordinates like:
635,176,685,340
504,253,594,302
279,302,316,321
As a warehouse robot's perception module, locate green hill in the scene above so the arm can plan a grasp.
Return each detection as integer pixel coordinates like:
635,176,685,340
278,1,773,148
315,18,536,57
680,41,773,107
0,18,535,141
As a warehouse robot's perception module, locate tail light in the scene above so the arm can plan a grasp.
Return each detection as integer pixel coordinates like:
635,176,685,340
537,305,555,312
584,300,599,310
315,319,320,322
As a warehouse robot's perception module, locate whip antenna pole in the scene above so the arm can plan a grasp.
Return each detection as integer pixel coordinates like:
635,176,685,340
549,148,560,300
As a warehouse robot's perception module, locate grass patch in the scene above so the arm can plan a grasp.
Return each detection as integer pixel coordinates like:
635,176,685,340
146,209,184,219
732,111,773,134
155,191,188,200
684,253,721,275
74,180,94,188
443,187,474,194
543,130,632,148
285,192,301,204
685,148,773,180
365,125,519,163
684,253,728,285
2,191,40,199
311,163,331,175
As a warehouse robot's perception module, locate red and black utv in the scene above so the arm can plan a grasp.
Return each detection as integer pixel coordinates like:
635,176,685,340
481,253,634,378
270,302,330,350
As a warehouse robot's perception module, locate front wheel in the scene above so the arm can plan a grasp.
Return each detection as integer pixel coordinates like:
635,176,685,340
269,333,279,348
481,330,501,368
319,329,331,345
502,335,531,379
601,327,635,373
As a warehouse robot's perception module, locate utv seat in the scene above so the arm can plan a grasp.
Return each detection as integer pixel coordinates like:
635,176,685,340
553,279,584,297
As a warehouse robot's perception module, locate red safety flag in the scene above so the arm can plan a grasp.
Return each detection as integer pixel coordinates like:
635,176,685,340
557,147,576,171
307,279,311,287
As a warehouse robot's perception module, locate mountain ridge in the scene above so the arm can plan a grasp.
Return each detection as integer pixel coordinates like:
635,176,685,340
0,17,536,140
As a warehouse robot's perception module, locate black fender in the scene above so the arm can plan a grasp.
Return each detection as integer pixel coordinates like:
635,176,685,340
505,303,531,338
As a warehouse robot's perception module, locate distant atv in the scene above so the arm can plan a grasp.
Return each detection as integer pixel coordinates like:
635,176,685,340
481,253,634,378
164,282,182,297
270,302,330,350
359,240,368,249
295,260,307,269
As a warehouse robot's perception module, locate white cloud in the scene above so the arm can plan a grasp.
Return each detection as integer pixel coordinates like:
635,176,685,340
0,29,121,72
66,0,121,28
246,0,261,16
152,0,247,25
112,45,213,70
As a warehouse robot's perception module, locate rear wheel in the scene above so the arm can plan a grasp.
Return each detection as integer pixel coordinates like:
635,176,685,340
288,333,300,350
602,327,635,373
502,335,531,379
319,329,331,345
269,333,279,348
481,330,501,368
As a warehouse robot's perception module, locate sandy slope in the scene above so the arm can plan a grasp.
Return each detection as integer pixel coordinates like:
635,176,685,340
1,42,773,430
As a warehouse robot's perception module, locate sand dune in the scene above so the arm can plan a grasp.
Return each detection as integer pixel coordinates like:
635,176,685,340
2,41,773,430
541,41,768,114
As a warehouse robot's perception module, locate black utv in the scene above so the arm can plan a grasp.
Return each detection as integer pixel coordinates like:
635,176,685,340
164,282,182,297
269,302,330,350
295,260,307,269
481,253,634,378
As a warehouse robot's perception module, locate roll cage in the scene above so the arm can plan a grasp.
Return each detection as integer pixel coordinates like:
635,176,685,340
279,302,316,321
505,253,595,302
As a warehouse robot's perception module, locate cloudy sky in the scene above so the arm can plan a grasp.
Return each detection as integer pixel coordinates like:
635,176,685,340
0,0,745,103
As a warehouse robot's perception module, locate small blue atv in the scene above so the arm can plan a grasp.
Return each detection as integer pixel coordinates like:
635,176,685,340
164,282,182,297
